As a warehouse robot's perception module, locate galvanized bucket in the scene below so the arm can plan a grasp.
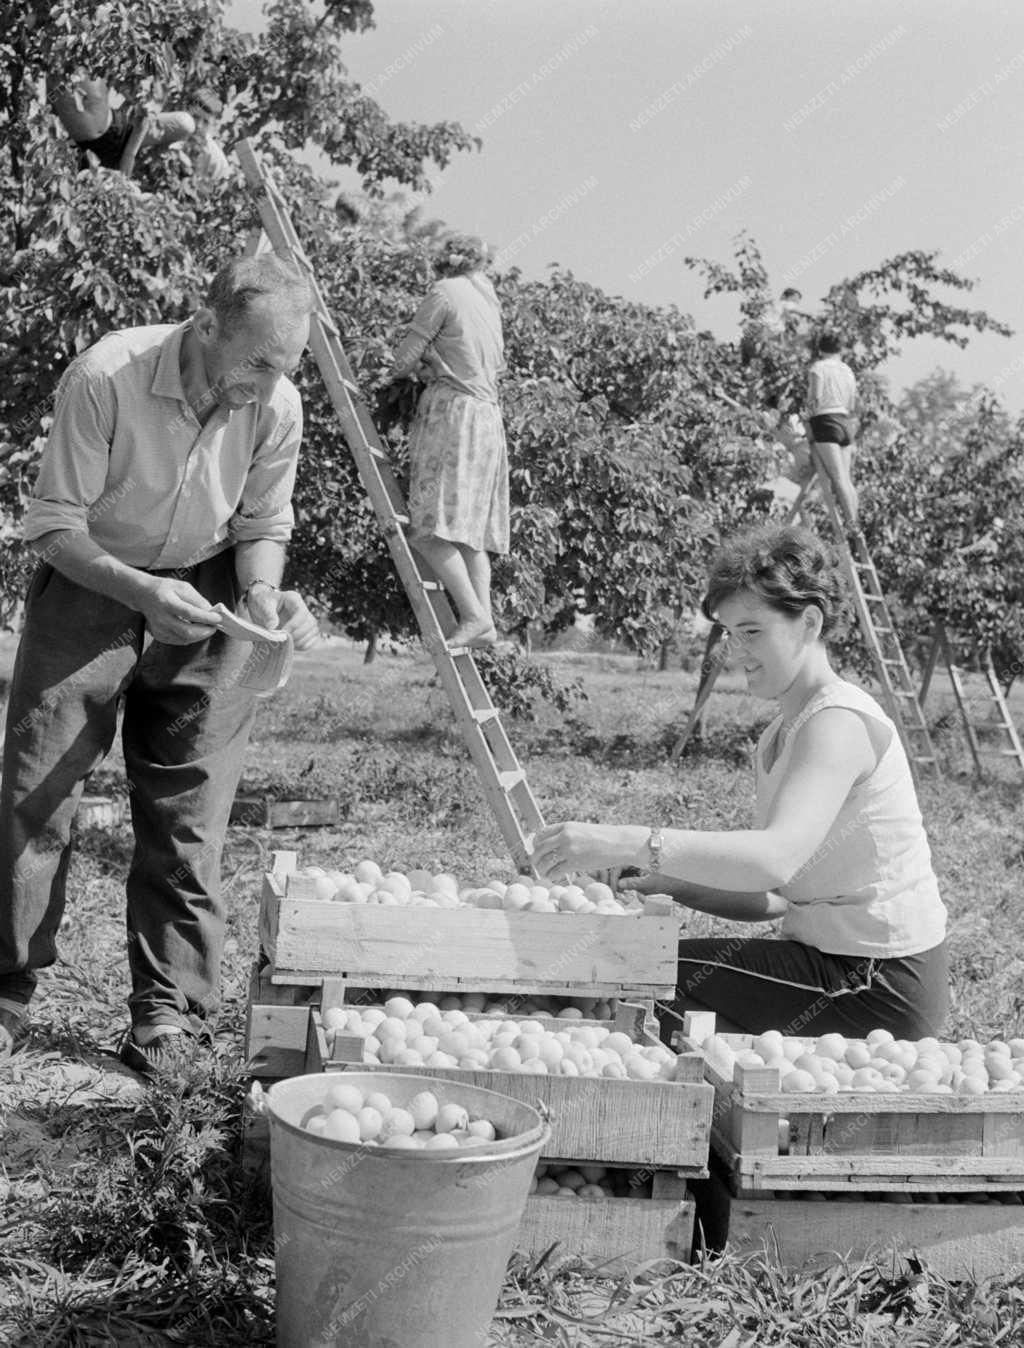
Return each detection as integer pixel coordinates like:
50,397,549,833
266,1071,550,1348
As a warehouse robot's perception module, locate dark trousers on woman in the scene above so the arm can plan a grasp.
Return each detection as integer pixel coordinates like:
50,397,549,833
659,936,950,1045
0,552,255,1035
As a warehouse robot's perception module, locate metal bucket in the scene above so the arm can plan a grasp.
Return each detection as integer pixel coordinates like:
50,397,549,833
266,1071,550,1348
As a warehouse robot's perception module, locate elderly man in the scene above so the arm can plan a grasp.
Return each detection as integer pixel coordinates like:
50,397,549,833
0,253,319,1073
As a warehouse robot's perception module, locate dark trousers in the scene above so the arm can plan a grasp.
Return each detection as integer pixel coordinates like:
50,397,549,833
0,552,256,1033
659,936,950,1044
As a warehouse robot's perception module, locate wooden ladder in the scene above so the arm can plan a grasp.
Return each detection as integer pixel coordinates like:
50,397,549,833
919,622,1024,777
235,139,544,872
672,439,941,781
797,442,940,781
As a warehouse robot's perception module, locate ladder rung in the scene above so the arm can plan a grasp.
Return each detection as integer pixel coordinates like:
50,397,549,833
969,721,1016,733
498,770,526,791
471,709,500,724
420,580,443,591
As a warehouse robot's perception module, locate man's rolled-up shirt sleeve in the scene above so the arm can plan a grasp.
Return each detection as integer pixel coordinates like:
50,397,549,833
23,362,115,542
229,402,302,544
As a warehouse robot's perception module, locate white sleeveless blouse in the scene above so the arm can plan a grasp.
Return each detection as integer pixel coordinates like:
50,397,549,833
755,680,947,958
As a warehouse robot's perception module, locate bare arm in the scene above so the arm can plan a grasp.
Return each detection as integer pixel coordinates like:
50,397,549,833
623,872,789,923
534,708,877,891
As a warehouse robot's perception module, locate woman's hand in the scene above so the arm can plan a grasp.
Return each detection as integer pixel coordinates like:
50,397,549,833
532,822,646,880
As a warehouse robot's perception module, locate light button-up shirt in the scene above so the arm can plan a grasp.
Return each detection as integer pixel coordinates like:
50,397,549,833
24,322,302,570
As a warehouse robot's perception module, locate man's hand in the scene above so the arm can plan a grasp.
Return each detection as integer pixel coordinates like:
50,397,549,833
139,577,222,645
246,585,319,651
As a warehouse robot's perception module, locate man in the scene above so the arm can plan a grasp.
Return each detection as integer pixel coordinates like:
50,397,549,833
0,254,319,1073
48,72,195,176
805,332,860,526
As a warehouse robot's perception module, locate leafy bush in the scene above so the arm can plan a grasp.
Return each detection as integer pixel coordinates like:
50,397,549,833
475,647,587,721
46,1052,263,1270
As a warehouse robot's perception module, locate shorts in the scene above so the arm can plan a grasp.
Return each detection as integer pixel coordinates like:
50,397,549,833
659,936,949,1044
808,413,853,447
76,107,132,169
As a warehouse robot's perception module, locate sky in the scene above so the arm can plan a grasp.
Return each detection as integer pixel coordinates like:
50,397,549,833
230,0,1024,411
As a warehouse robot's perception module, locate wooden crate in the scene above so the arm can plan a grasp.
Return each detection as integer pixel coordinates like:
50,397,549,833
231,796,338,829
518,1172,693,1270
700,1171,1024,1280
683,1013,1024,1193
260,852,678,997
306,1003,714,1173
244,963,317,1078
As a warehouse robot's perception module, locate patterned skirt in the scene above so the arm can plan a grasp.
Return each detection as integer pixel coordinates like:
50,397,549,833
406,382,510,554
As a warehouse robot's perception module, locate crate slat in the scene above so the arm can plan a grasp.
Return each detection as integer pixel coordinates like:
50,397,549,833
518,1178,693,1271
721,1187,1024,1279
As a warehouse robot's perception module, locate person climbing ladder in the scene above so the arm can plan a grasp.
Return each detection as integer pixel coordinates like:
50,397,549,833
806,332,860,526
385,234,510,651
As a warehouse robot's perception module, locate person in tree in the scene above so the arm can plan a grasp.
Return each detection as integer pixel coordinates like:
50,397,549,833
0,254,320,1073
806,331,860,525
47,70,195,176
184,87,231,187
533,523,949,1041
386,233,510,650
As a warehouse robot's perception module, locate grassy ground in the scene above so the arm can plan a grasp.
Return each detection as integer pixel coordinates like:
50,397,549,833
1,635,1023,1345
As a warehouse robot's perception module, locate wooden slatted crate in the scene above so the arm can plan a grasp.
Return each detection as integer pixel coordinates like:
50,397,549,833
698,1170,1024,1279
260,852,678,998
518,1171,693,1270
683,1013,1024,1194
306,1001,714,1173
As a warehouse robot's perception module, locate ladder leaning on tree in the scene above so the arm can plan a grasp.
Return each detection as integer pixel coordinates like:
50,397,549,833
672,434,942,783
234,139,544,873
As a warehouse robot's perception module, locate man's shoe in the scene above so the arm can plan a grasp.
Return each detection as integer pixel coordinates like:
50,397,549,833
0,1005,28,1060
119,1028,195,1077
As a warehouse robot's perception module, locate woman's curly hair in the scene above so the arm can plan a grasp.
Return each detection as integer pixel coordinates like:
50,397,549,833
432,233,491,278
701,523,850,639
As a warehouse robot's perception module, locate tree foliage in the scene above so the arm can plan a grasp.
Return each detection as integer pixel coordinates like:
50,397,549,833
1,7,1019,678
0,0,475,625
685,234,1020,670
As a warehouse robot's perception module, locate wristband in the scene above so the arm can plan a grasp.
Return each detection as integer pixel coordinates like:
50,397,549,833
646,827,664,873
243,578,279,607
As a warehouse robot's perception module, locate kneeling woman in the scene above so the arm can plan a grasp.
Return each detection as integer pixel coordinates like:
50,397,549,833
532,523,949,1041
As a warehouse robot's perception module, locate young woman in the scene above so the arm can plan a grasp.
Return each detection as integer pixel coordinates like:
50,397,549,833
387,234,509,650
532,523,949,1040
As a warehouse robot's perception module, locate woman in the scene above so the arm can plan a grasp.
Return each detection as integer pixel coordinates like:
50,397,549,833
388,234,509,650
533,523,949,1041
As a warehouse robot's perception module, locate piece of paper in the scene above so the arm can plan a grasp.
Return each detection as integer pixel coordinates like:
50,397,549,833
213,603,290,645
214,603,294,696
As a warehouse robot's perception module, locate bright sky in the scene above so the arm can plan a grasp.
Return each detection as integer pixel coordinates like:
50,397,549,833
231,0,1024,411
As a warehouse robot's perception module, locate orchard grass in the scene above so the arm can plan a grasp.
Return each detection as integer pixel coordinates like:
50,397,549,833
1,636,1023,1345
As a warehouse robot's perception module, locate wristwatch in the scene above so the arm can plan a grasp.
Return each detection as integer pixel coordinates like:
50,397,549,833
243,578,279,607
646,828,664,873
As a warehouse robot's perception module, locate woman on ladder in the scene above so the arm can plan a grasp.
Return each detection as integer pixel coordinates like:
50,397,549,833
387,234,509,650
532,522,950,1042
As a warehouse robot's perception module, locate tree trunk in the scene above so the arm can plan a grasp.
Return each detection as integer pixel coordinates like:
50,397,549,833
364,631,378,664
658,640,673,672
